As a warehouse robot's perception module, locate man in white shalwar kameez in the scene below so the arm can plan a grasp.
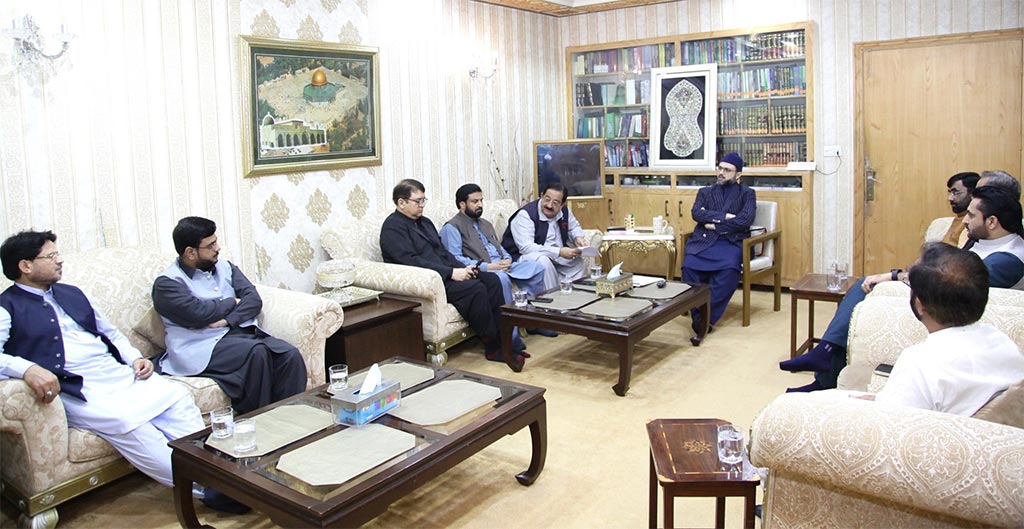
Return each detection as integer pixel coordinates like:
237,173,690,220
0,231,204,488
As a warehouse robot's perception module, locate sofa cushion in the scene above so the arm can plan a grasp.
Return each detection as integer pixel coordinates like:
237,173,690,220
167,376,230,418
132,307,167,354
67,427,120,463
973,380,1024,429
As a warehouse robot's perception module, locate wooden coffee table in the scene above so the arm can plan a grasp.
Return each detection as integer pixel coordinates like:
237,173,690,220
647,418,759,529
169,358,546,528
789,273,858,359
499,281,710,396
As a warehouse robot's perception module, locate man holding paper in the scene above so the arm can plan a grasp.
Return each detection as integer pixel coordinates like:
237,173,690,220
502,182,596,291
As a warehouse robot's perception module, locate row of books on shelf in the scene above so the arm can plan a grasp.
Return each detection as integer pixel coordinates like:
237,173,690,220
575,112,649,139
605,142,649,167
681,31,806,64
718,104,807,135
721,140,807,166
571,44,676,75
575,79,652,106
718,65,806,99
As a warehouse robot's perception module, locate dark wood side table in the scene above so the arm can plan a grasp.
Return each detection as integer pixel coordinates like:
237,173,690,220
789,273,858,359
324,296,423,373
647,418,759,529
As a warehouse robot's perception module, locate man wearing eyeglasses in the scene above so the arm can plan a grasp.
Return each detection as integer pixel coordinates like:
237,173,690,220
0,230,204,490
501,182,590,291
152,216,307,415
381,179,528,369
680,152,757,334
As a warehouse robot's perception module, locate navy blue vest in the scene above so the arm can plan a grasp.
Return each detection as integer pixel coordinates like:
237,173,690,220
501,200,571,260
0,284,122,401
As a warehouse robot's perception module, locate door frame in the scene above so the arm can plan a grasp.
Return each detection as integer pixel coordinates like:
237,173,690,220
852,28,1024,276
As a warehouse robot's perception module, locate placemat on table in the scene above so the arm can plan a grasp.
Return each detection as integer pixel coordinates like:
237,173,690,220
205,404,333,458
343,362,435,395
530,290,599,311
578,296,654,320
628,281,691,300
276,423,415,486
388,379,501,426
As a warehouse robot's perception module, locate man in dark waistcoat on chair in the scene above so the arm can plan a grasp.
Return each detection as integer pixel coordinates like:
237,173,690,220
0,230,204,489
380,179,528,370
152,216,307,415
681,152,757,334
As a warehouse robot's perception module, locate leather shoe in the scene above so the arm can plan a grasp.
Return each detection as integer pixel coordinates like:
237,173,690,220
485,349,526,370
786,380,824,393
779,342,836,373
202,487,251,515
690,319,713,335
527,328,559,338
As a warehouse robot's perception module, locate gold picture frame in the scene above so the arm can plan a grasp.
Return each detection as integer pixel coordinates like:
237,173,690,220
240,36,381,177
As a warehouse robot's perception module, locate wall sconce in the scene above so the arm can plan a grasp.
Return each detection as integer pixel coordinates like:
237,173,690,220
7,15,74,78
469,55,498,80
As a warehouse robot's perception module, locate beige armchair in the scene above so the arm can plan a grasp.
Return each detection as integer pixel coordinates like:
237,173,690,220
750,392,1024,529
0,247,343,529
321,199,603,365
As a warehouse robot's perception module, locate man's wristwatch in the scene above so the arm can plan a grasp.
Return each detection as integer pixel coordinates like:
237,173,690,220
891,268,902,282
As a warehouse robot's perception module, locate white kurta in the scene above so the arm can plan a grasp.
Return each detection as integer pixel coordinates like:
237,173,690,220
0,284,189,435
876,322,1024,416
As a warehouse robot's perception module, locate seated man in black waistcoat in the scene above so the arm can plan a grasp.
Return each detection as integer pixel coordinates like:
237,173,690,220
379,179,528,369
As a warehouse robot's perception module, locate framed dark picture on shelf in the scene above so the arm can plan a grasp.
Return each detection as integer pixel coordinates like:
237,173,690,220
649,64,718,169
240,36,381,177
533,139,605,199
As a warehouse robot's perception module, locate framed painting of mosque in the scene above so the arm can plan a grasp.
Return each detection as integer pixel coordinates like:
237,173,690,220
241,36,381,177
649,64,717,169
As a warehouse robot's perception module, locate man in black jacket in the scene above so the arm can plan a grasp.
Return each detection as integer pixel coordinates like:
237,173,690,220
379,179,527,369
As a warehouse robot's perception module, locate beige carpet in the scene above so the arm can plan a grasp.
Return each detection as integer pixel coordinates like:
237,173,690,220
2,289,839,529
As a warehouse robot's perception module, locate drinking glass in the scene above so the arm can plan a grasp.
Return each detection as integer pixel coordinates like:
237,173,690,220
589,264,602,279
233,418,257,453
559,277,573,294
717,424,744,466
826,265,842,291
210,406,233,439
512,289,528,307
329,364,349,392
834,261,849,282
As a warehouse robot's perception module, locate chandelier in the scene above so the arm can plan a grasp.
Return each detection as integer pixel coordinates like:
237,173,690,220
7,15,74,78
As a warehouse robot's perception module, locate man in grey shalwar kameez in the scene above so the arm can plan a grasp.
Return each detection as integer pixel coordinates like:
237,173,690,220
152,217,306,414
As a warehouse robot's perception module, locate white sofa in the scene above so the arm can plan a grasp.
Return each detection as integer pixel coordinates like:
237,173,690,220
750,282,1024,528
321,199,603,365
0,247,343,529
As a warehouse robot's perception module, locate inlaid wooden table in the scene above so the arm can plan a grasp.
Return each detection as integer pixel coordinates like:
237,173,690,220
647,418,759,529
789,273,859,359
169,357,546,528
500,281,710,396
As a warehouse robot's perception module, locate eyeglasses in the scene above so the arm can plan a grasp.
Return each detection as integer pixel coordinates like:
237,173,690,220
195,241,219,251
406,197,428,206
541,196,563,207
948,188,966,197
33,251,60,261
716,165,737,173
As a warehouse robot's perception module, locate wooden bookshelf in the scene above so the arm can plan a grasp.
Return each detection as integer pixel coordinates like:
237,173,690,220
566,22,815,170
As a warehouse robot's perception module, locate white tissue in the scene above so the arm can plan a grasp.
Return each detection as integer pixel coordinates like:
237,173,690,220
607,262,625,279
360,363,381,394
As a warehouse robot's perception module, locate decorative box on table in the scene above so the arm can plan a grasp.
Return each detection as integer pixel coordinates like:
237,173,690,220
330,379,401,426
595,273,633,298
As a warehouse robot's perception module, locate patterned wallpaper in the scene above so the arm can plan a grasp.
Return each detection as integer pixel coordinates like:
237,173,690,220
560,0,1023,272
1,0,1019,293
243,0,562,291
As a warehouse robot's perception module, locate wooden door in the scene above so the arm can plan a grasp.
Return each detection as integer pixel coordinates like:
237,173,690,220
855,30,1023,275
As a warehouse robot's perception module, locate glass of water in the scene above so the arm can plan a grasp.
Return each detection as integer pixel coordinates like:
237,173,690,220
826,265,842,291
834,261,849,282
559,277,573,294
329,364,349,392
233,418,257,453
589,264,602,279
512,289,528,307
210,406,233,439
717,423,744,466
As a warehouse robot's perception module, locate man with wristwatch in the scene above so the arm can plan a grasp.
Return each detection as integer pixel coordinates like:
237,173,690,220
781,178,1024,392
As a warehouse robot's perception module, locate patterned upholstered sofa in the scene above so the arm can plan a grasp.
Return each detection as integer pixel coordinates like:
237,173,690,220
321,199,602,365
750,283,1024,528
0,247,343,529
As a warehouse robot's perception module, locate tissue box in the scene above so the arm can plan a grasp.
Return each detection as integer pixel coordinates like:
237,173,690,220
595,272,633,298
330,379,401,426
